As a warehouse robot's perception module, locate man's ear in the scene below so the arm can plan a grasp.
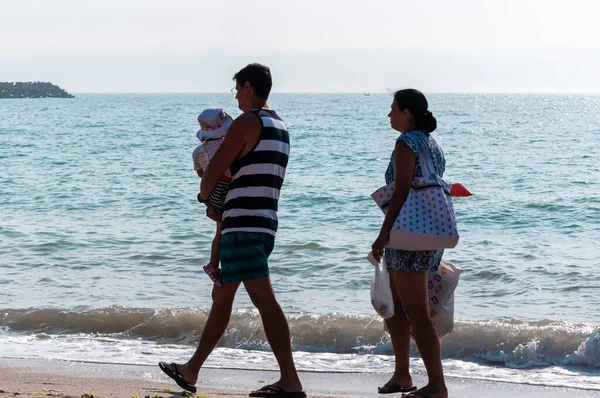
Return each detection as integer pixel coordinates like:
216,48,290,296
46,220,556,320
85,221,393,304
244,81,253,95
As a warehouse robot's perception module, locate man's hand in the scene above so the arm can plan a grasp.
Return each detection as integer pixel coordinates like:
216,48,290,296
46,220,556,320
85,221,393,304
206,206,222,222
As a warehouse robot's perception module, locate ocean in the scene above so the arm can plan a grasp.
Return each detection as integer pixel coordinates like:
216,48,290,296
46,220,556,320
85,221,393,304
1,93,599,391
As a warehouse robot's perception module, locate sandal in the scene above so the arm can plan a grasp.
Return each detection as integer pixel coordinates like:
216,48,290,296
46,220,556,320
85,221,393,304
378,383,417,394
249,384,307,398
158,362,197,393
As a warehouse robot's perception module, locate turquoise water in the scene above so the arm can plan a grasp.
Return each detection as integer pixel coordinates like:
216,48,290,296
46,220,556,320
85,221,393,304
1,94,599,388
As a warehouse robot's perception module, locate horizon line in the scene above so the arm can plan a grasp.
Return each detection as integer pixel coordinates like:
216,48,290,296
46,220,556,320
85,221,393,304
67,91,600,95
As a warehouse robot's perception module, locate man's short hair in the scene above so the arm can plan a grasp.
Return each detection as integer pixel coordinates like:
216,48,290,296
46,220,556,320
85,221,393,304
233,63,272,100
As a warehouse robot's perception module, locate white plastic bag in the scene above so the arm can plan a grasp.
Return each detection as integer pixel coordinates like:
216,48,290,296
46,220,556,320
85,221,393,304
367,252,394,319
427,259,462,337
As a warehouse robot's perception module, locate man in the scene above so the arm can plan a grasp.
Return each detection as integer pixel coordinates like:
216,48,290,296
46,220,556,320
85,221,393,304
159,63,305,398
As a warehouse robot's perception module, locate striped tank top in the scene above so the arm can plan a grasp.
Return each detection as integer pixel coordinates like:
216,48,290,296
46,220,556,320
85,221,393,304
221,108,290,236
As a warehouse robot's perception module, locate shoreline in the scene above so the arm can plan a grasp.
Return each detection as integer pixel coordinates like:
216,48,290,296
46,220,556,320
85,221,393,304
0,358,598,398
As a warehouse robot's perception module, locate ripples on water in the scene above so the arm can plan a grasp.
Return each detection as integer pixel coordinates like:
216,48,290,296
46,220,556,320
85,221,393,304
1,94,599,322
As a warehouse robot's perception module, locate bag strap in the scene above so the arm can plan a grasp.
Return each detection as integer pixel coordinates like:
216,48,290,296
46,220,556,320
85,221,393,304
411,134,451,192
416,135,438,178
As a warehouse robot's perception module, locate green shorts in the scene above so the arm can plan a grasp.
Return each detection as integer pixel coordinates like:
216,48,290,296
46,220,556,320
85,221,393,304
220,232,275,284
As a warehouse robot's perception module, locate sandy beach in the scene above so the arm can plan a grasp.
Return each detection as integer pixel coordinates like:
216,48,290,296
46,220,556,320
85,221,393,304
0,358,597,398
0,358,259,398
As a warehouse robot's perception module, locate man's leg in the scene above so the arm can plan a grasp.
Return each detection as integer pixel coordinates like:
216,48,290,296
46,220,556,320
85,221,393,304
244,277,303,393
160,281,240,385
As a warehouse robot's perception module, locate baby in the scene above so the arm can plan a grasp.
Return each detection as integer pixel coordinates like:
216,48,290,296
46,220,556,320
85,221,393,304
192,108,234,286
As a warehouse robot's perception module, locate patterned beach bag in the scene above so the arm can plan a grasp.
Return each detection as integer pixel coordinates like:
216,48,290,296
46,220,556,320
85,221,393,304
371,144,459,251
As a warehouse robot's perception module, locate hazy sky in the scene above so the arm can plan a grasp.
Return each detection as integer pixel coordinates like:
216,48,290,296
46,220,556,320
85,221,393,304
1,0,599,93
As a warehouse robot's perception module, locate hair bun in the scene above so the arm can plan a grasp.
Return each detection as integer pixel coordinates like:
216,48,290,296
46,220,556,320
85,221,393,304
421,110,437,134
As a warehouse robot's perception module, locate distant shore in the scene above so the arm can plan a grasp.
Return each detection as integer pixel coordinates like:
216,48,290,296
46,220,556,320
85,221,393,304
0,82,74,98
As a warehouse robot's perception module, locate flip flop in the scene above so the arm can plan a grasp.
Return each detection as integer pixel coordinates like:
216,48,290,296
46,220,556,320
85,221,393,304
378,383,418,394
158,361,197,393
249,384,307,398
401,391,434,398
203,264,223,286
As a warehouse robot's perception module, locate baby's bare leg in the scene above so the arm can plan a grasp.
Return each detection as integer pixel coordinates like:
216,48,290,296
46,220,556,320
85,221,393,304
208,221,222,270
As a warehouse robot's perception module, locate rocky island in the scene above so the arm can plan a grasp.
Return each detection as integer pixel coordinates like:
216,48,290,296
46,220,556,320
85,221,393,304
0,82,74,98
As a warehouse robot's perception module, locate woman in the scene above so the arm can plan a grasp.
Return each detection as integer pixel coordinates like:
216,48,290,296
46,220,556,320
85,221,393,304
371,89,448,398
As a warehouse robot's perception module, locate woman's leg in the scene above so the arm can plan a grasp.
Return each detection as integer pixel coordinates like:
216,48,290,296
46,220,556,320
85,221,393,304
379,270,415,392
392,271,447,398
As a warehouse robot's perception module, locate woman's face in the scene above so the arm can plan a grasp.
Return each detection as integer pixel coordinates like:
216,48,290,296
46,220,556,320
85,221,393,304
388,100,412,133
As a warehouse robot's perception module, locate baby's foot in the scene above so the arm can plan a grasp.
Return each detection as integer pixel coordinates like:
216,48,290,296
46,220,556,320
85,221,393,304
203,264,223,286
